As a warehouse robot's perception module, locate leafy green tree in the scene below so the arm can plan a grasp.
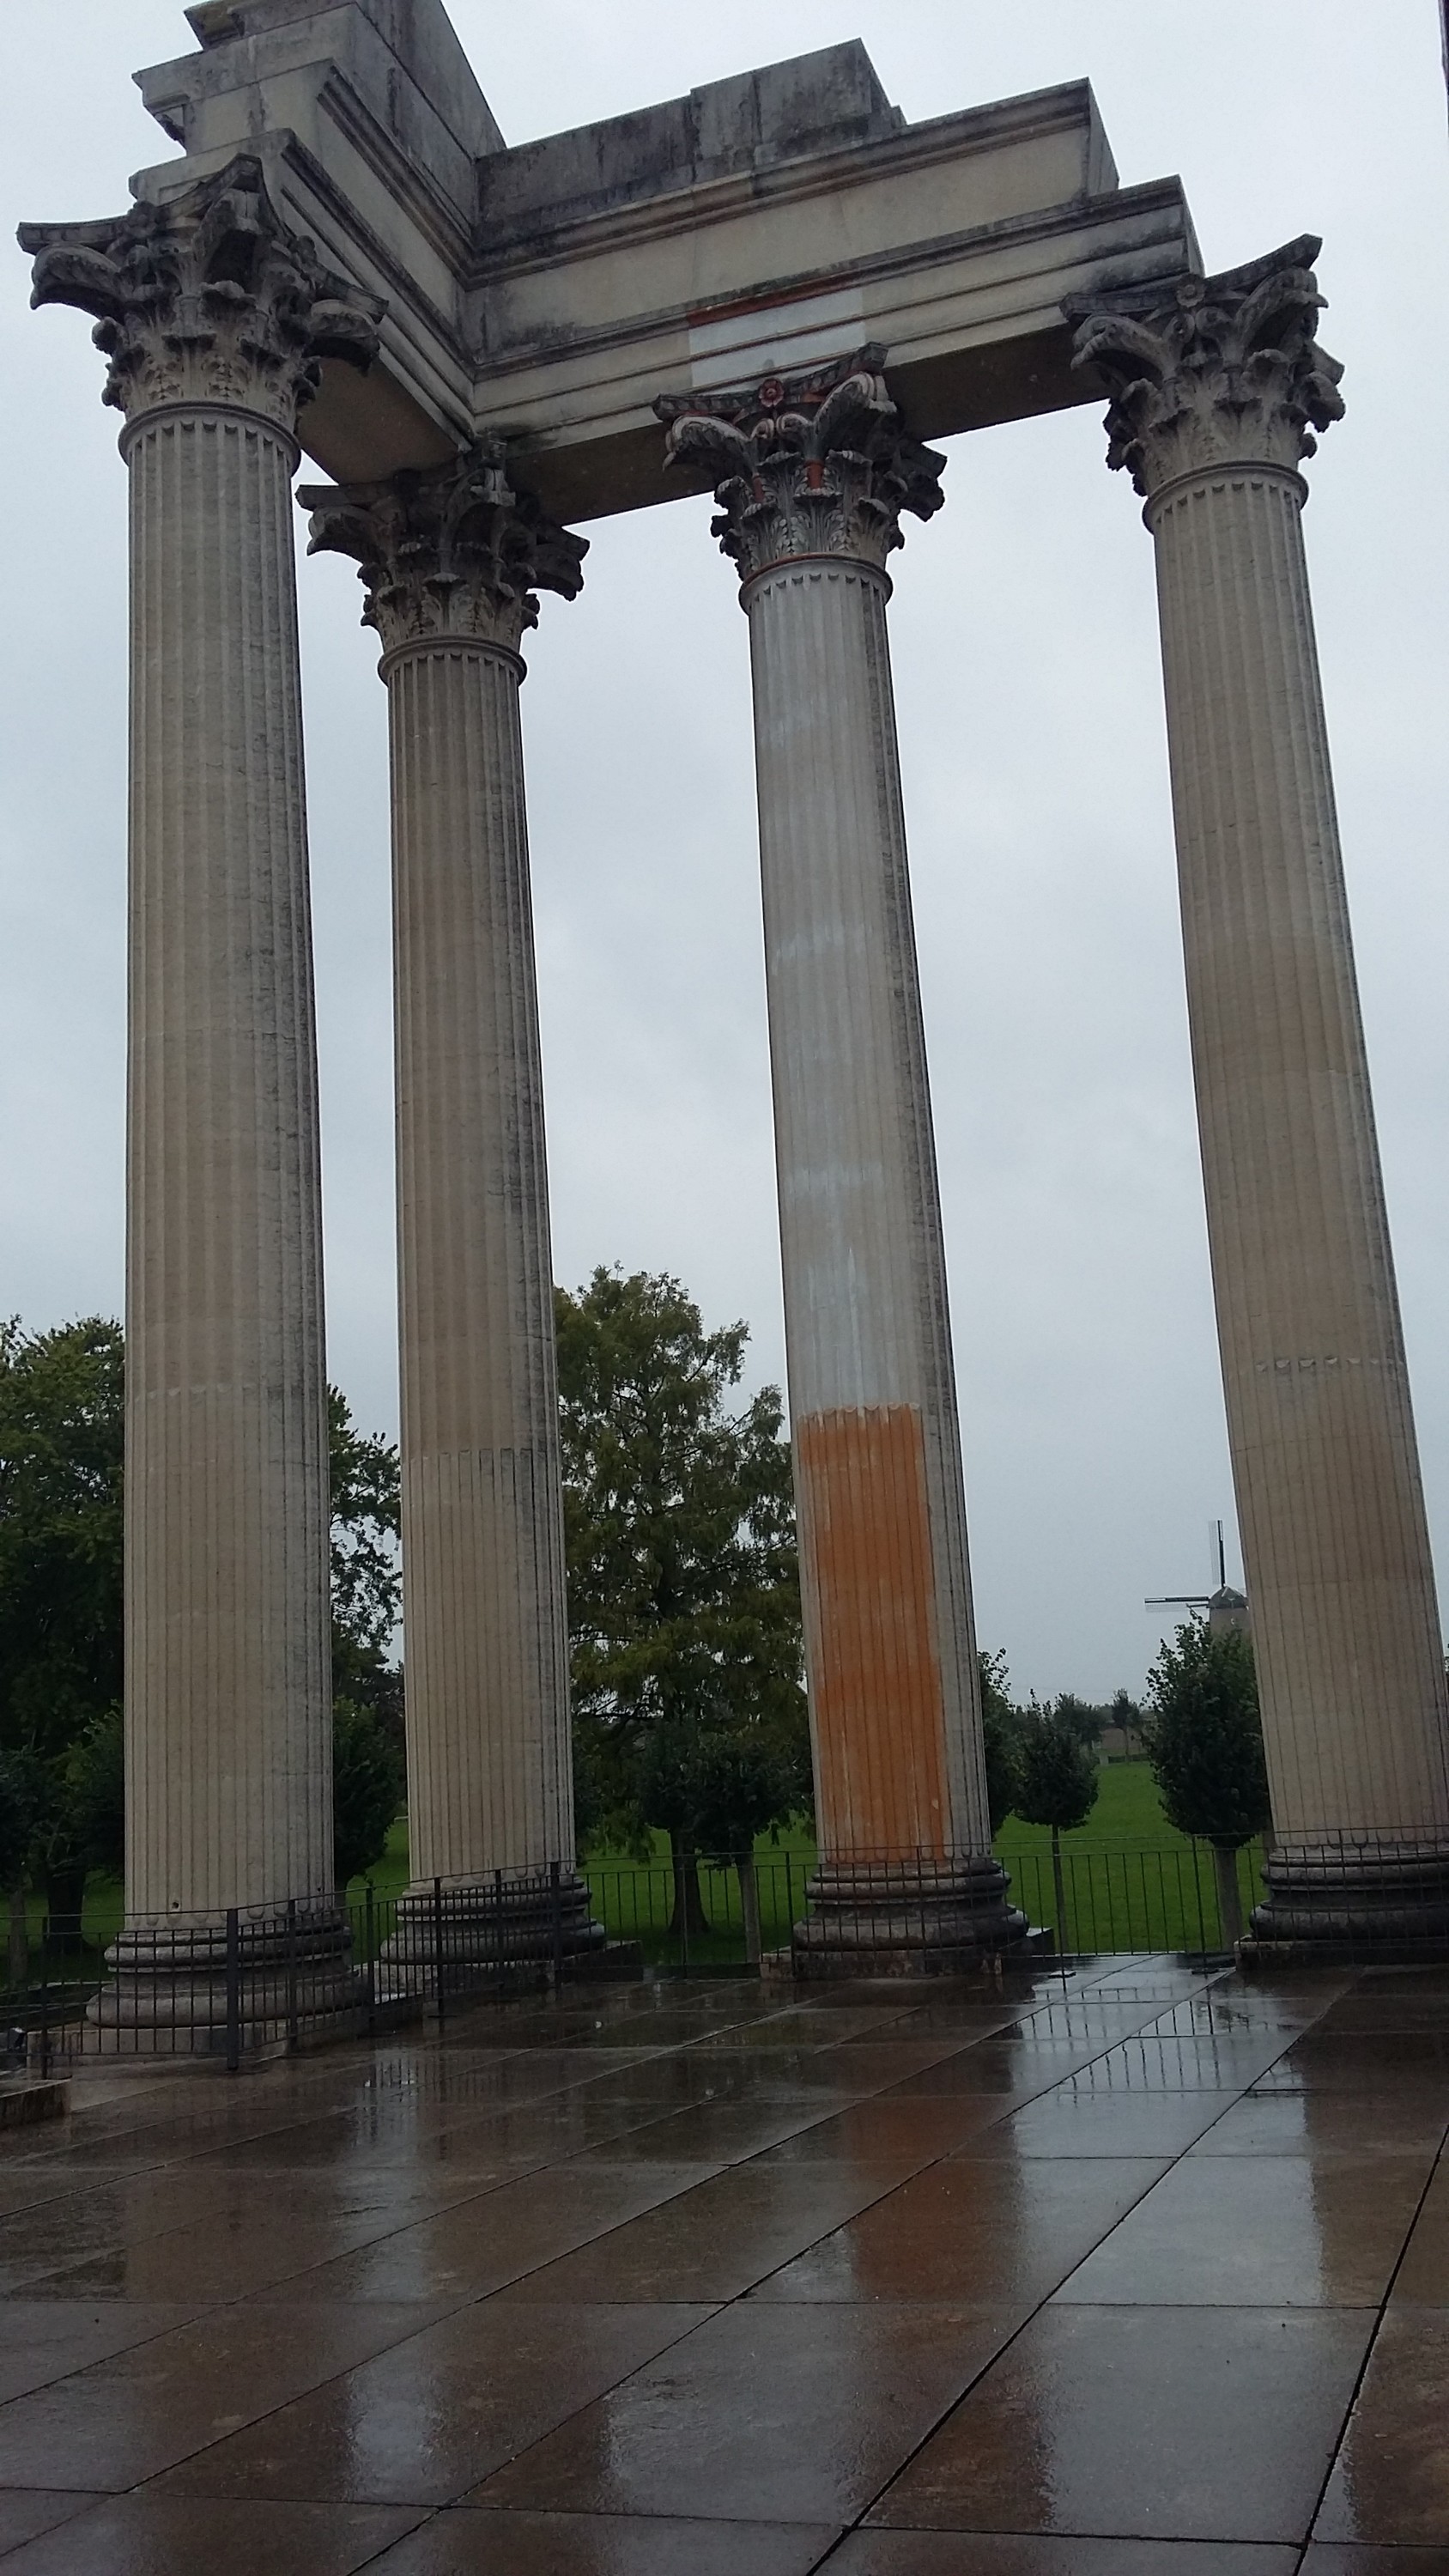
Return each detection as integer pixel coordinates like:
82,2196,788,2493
1054,1692,1108,1749
978,1649,1022,1834
0,1746,52,1989
327,1387,404,1782
1144,1617,1269,1945
1,1321,403,1916
0,1318,124,1942
1015,1700,1100,1945
555,1269,809,1929
1106,1687,1144,1749
332,1697,406,1887
0,1318,124,1771
635,1705,809,1954
62,1706,125,1880
327,1385,402,1662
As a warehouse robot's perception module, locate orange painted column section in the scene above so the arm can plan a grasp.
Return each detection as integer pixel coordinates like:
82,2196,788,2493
795,1407,951,1856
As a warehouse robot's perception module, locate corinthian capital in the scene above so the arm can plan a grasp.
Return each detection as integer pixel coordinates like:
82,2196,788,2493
20,155,383,434
656,345,944,583
301,445,586,659
1066,237,1344,501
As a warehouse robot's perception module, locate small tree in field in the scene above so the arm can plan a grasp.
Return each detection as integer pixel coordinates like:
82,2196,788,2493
1015,1702,1100,1946
555,1268,808,1937
978,1649,1022,1833
332,1699,406,1888
635,1710,807,1958
0,1747,50,1988
1144,1617,1269,1946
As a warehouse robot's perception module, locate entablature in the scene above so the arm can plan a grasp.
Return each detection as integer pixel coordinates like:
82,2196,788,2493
121,0,1201,516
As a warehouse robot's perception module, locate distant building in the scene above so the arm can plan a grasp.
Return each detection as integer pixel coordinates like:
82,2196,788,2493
1208,1586,1251,1637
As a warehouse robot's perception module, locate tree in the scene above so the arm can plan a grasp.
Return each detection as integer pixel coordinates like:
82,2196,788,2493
332,1697,406,1887
1144,1616,1269,1946
1,1321,403,1919
1053,1692,1109,1749
0,1319,124,1771
63,1706,125,1881
1015,1700,1100,1946
0,1746,51,1989
635,1706,809,1957
978,1649,1022,1834
327,1386,404,1766
0,1318,124,1943
1106,1687,1144,1750
555,1268,809,1934
328,1385,402,1662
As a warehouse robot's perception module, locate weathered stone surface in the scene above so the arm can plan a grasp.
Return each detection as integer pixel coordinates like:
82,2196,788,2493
21,157,379,1938
1068,234,1343,496
128,7,1197,513
304,441,584,656
663,356,1000,1915
304,453,585,1901
21,152,382,430
658,347,943,582
1072,242,1449,1930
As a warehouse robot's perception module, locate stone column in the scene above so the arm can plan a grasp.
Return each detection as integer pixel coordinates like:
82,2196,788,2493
659,351,1022,1962
22,158,383,2026
1071,240,1449,1943
304,451,601,1967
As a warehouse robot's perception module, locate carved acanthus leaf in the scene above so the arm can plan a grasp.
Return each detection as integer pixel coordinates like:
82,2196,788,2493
1065,237,1344,500
20,155,384,432
656,344,945,581
301,444,586,658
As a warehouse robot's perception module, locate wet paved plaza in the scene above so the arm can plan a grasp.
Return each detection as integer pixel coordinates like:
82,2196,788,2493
0,1953,1446,2572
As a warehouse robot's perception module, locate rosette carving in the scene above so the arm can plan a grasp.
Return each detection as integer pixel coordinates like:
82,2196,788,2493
1066,236,1344,501
20,154,384,434
656,344,944,582
301,444,586,658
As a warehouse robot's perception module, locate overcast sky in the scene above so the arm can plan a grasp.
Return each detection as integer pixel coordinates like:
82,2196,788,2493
3,3,1447,1704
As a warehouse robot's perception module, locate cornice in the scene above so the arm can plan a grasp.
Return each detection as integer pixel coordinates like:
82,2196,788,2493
466,80,1115,285
467,178,1196,395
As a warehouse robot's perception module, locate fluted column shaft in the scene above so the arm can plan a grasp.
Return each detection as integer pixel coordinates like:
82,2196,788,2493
1151,459,1449,1838
1072,242,1449,1924
745,554,987,1859
22,160,384,1946
386,635,573,1882
124,401,332,1918
303,448,593,1949
657,350,1016,1946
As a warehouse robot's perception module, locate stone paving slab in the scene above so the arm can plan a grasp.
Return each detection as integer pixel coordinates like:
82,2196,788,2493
0,1955,1444,2567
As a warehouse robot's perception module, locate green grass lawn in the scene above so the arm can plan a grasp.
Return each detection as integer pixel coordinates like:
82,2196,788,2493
9,1764,1262,1997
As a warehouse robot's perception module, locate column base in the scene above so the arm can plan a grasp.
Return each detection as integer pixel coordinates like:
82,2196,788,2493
1248,1834,1449,1953
381,1868,607,1997
87,1907,355,2054
790,1856,1028,1978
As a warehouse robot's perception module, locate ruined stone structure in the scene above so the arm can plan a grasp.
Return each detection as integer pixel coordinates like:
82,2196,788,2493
21,0,1449,2009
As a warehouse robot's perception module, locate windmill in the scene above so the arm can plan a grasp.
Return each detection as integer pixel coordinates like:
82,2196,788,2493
1145,1521,1250,1636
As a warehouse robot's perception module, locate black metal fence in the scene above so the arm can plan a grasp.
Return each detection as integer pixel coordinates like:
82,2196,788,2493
5,1836,1446,2076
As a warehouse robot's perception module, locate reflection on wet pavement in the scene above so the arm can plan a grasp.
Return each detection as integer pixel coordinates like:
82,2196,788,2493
0,1953,1444,2569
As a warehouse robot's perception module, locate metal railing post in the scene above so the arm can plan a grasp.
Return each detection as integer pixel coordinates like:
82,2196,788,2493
549,1858,564,1988
225,1907,241,2073
365,1880,377,2038
285,1897,299,2049
433,1875,445,2028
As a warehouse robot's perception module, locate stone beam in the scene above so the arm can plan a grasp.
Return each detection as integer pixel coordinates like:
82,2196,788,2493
132,1,1198,517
